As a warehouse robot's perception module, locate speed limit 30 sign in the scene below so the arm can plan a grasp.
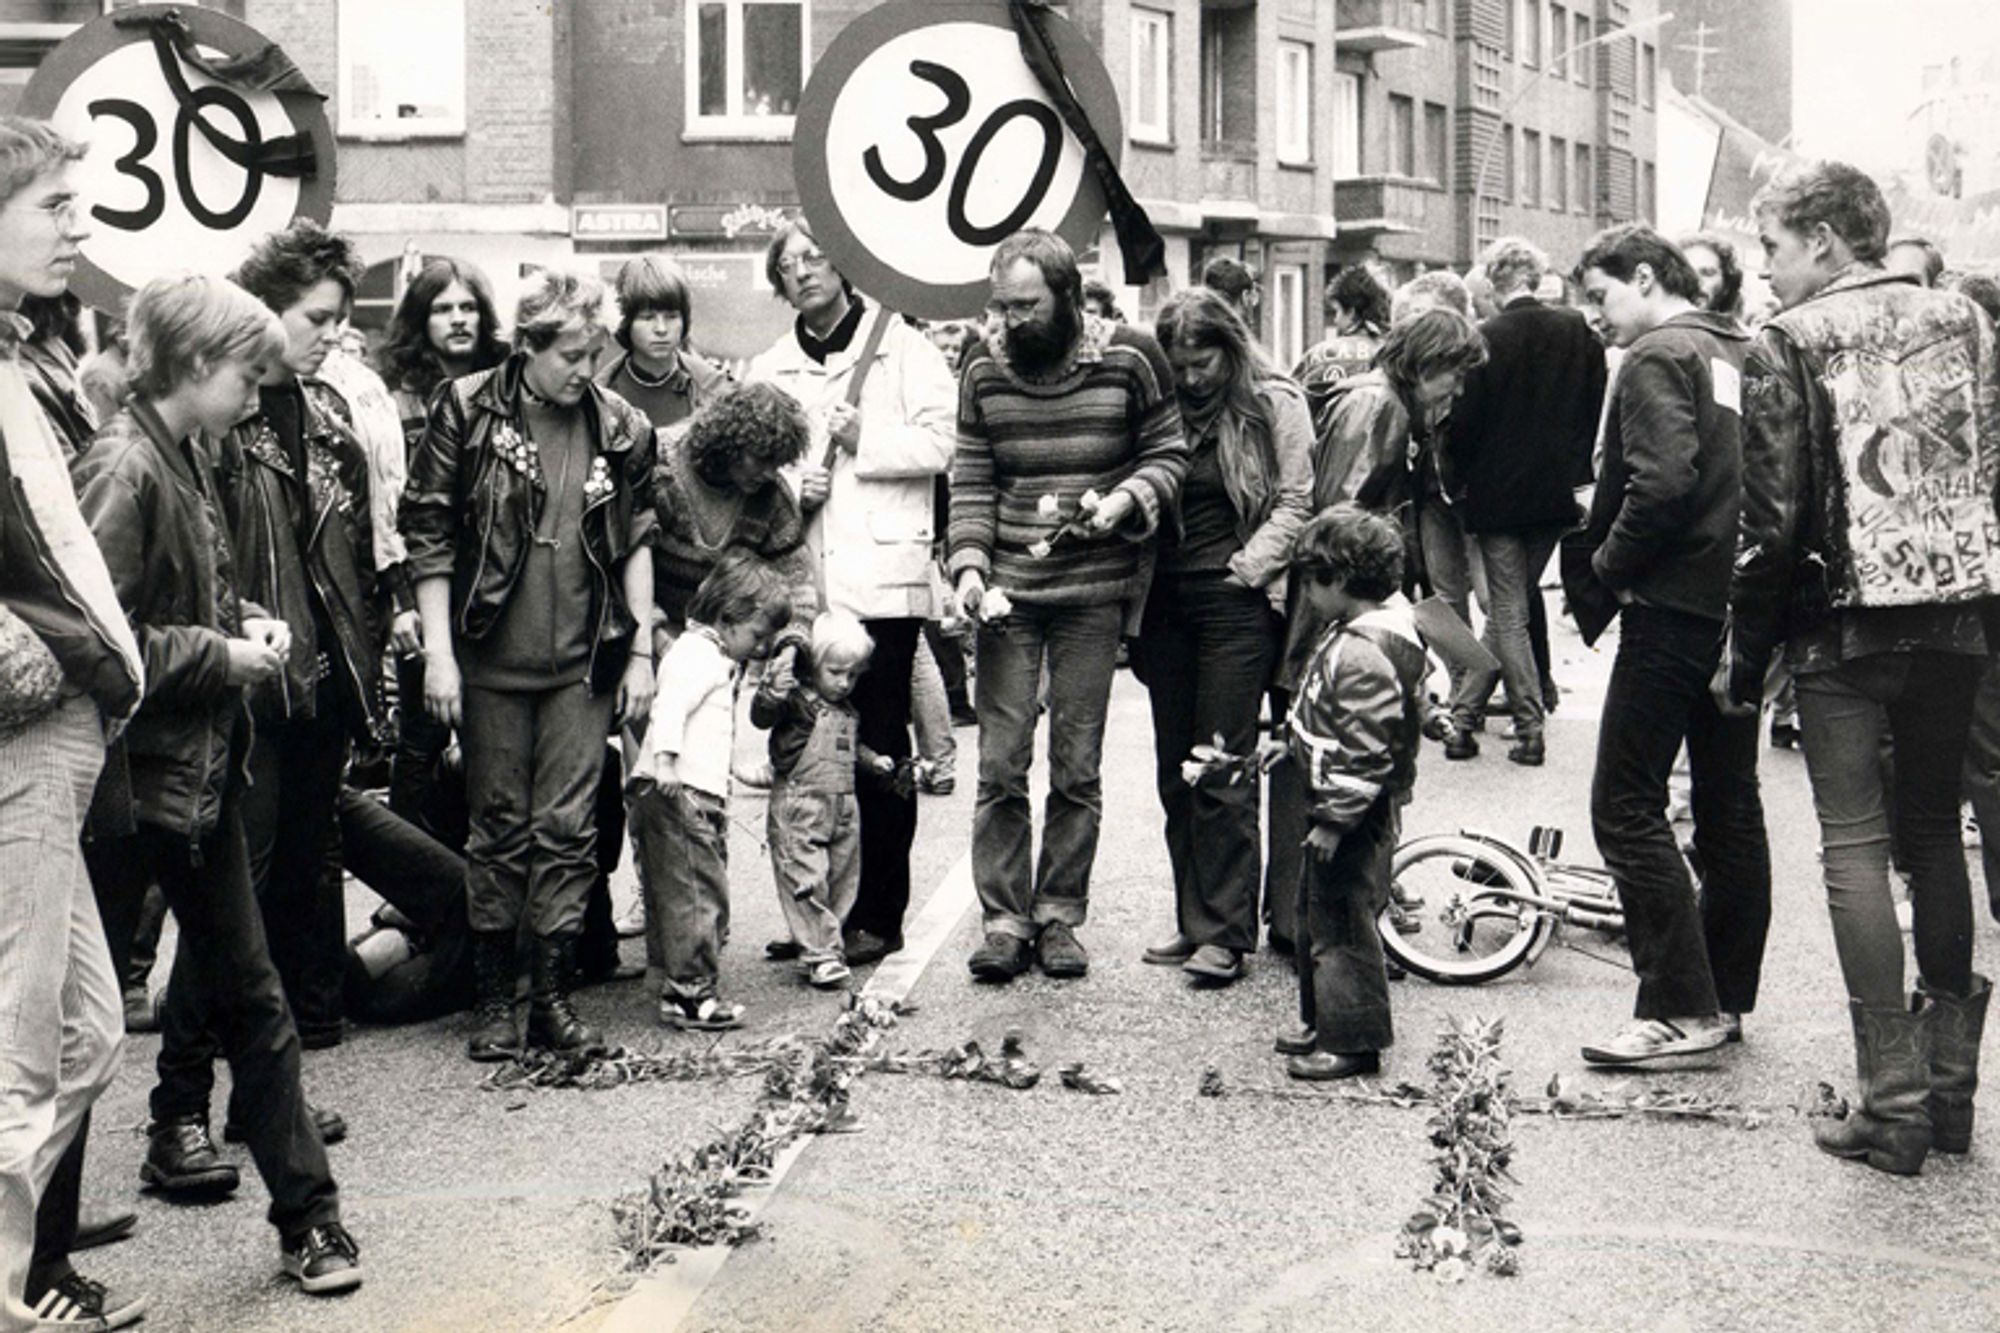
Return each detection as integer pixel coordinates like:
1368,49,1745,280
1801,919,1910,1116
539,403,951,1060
794,0,1122,321
21,4,335,313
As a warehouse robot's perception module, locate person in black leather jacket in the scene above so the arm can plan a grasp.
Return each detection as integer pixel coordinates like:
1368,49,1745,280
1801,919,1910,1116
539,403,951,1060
401,268,658,1061
73,273,362,1295
1719,161,2000,1178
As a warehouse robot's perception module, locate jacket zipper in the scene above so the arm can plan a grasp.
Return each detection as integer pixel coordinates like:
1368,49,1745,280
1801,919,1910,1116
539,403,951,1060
259,493,292,718
8,476,135,707
305,484,376,734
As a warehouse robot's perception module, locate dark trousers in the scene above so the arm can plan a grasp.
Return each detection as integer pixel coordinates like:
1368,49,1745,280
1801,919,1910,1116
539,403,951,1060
848,617,921,943
1136,573,1276,954
389,652,455,841
1591,604,1772,1018
241,687,350,1045
461,680,616,937
28,1116,86,1292
923,619,969,704
1795,651,1984,1005
1962,656,2000,916
1296,798,1397,1053
337,788,474,1024
85,801,339,1237
1264,686,1307,951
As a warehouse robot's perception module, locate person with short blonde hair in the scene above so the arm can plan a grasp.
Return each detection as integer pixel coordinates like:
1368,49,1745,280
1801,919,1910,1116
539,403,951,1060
124,274,284,402
513,268,607,352
1479,236,1549,301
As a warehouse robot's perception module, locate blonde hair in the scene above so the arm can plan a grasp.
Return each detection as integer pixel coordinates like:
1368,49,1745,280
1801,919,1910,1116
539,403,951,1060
0,116,82,210
810,610,874,671
126,274,285,400
515,268,607,352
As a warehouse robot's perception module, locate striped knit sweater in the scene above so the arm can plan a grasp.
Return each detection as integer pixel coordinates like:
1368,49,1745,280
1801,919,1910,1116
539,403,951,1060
948,316,1187,607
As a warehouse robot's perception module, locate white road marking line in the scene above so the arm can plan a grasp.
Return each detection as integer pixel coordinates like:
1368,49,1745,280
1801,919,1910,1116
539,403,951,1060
598,852,976,1332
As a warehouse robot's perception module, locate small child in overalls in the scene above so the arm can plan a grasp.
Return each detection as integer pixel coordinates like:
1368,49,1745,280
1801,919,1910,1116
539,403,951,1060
752,610,891,988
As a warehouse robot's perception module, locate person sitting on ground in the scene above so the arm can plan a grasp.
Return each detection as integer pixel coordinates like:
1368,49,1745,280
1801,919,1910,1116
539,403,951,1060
754,610,904,989
1273,506,1430,1082
73,272,362,1294
629,552,794,1031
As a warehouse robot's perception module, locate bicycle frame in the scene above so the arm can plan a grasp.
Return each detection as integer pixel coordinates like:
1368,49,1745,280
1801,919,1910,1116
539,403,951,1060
1446,827,1624,966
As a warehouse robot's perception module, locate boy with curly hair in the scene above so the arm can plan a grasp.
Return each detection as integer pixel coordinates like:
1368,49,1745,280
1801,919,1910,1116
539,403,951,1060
1275,506,1430,1082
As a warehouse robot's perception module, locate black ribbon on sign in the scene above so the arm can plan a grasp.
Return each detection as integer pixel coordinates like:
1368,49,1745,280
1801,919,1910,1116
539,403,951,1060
1005,0,1166,284
111,7,323,180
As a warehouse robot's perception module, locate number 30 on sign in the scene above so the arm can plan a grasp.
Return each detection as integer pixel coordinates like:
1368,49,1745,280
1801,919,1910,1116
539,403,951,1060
794,0,1122,322
22,4,335,313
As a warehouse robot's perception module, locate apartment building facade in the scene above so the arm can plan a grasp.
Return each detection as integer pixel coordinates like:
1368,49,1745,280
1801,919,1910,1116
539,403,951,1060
1330,0,1660,282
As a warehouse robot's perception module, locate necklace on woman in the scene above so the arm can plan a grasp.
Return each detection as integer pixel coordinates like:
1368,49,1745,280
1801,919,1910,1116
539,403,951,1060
521,377,561,410
622,355,677,389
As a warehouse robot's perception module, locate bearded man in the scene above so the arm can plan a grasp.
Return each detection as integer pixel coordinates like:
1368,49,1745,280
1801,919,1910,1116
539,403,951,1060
949,229,1188,982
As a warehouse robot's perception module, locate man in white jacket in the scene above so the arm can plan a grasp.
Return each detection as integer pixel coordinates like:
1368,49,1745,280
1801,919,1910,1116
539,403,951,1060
747,218,956,966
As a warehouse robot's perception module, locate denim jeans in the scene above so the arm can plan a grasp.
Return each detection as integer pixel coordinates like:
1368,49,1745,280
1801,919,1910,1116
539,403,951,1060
910,632,956,773
972,600,1124,939
768,784,860,964
241,677,350,1045
1417,503,1475,696
461,681,617,938
1,697,120,1328
1451,526,1562,737
850,618,921,942
90,792,340,1239
631,786,730,1000
1296,797,1397,1054
1264,686,1307,950
1591,605,1772,1019
1137,573,1276,954
1795,651,1985,1006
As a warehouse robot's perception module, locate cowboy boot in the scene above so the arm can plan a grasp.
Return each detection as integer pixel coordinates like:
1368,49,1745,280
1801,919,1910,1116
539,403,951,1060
526,931,604,1055
1919,973,1990,1154
465,929,521,1063
1813,996,1933,1176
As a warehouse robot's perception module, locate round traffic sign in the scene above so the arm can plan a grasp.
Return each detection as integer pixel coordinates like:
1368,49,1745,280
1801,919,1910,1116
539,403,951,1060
794,0,1122,321
21,4,335,314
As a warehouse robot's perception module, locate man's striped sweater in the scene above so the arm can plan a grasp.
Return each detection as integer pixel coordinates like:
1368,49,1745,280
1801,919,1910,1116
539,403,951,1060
948,316,1188,607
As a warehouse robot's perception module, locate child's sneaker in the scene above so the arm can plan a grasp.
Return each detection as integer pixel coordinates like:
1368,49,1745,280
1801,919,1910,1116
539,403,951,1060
660,993,744,1031
807,959,851,989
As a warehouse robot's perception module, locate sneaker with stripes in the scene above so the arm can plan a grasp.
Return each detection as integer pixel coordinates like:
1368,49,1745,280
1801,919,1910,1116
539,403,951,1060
28,1270,147,1329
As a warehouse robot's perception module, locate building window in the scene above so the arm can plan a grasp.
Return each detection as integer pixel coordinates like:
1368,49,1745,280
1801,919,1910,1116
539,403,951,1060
338,0,465,138
1550,5,1567,77
1276,39,1312,165
1332,71,1362,178
1472,43,1504,110
1550,135,1568,209
1641,42,1657,109
1573,12,1593,86
1272,264,1307,371
1130,9,1172,144
1575,142,1592,212
1522,129,1541,207
1425,0,1447,35
686,0,807,139
1389,94,1416,176
1501,123,1515,203
1424,102,1449,187
1520,1,1541,69
1642,159,1656,222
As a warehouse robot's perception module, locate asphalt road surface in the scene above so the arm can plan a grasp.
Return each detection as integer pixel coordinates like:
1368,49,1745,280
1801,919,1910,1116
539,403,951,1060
70,610,2000,1331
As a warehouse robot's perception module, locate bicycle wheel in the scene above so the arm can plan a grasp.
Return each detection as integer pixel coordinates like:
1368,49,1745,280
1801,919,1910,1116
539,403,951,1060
1379,834,1551,985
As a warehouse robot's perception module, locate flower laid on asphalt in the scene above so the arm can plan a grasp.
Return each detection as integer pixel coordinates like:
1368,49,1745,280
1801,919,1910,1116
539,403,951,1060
1396,1016,1524,1279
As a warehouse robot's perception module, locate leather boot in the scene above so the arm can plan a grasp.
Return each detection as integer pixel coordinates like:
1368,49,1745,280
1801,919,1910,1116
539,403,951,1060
1813,996,1933,1176
526,932,604,1054
1920,973,1990,1154
466,929,521,1063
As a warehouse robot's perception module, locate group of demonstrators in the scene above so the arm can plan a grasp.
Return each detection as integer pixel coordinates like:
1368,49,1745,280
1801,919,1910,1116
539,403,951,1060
5,96,2000,1329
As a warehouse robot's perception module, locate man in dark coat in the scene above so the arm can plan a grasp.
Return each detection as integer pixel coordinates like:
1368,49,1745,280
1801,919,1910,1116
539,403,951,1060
1442,237,1606,765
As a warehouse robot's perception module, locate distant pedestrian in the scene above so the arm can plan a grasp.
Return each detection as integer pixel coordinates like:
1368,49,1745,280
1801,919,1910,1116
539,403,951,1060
951,228,1189,981
1442,237,1607,766
1566,224,1772,1066
1201,254,1261,328
1293,264,1392,386
1719,161,2000,1175
628,553,793,1029
1274,507,1429,1082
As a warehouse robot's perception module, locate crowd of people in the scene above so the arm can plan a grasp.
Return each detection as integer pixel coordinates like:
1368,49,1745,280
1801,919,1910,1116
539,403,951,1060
4,101,2000,1329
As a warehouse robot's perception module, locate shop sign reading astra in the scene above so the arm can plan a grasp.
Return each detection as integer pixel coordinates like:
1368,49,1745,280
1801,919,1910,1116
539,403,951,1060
570,204,669,241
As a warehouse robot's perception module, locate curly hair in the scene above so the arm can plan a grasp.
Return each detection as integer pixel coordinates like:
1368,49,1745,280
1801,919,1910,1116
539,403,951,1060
1750,160,1890,263
233,217,365,316
1478,236,1549,298
681,381,810,489
1677,232,1745,316
1291,503,1404,603
1325,265,1392,334
1390,271,1471,324
376,257,508,398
